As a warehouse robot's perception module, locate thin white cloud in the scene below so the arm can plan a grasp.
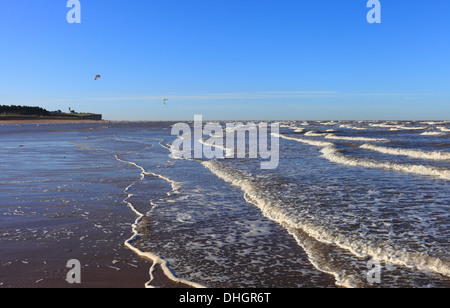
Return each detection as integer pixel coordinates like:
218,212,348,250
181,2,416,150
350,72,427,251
83,91,338,102
348,93,417,96
79,91,419,103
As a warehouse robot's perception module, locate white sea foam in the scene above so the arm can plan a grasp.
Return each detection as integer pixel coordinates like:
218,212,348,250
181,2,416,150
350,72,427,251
339,125,368,130
421,121,442,125
279,125,304,133
397,126,427,130
437,126,450,132
114,154,204,289
304,131,325,137
201,160,348,285
188,123,450,284
203,160,450,287
300,131,388,142
324,133,388,142
276,133,450,180
199,138,233,158
290,127,305,133
273,133,334,147
421,131,446,136
361,144,450,161
369,123,427,131
369,123,399,128
320,146,450,180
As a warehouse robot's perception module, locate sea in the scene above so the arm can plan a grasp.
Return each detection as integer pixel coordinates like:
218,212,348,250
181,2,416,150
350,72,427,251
0,120,449,288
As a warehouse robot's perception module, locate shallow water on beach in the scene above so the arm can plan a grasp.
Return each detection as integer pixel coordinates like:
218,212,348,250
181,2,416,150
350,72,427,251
0,121,449,288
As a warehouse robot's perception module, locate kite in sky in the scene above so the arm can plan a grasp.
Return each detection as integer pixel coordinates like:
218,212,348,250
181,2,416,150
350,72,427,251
163,99,168,105
94,75,101,80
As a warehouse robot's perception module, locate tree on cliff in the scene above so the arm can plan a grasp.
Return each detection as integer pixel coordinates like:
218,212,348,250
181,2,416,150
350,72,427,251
0,105,51,116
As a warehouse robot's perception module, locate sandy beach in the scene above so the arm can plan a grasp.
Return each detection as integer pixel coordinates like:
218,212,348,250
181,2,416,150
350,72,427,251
0,122,191,288
1,121,448,288
0,231,191,288
0,191,192,288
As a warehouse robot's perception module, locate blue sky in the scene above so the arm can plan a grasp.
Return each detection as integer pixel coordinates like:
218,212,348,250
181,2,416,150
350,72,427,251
0,0,449,121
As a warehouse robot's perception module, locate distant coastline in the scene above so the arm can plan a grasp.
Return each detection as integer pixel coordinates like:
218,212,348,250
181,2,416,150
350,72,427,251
0,105,102,123
0,119,105,125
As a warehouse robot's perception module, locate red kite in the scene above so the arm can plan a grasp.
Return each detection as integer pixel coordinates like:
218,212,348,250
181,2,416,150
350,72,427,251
95,75,101,80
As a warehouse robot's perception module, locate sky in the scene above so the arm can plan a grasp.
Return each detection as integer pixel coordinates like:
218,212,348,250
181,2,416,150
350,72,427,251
0,0,449,121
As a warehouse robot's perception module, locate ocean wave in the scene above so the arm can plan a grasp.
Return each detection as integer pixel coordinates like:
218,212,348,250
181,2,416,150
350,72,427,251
324,133,388,142
339,124,368,130
201,160,351,286
320,121,338,126
370,123,430,131
304,131,324,137
302,131,388,142
320,146,450,180
273,133,334,147
396,126,427,130
437,126,450,132
421,131,446,136
202,160,450,286
276,133,450,180
421,121,445,125
361,144,450,161
280,125,305,133
199,138,232,158
369,123,399,128
290,127,305,133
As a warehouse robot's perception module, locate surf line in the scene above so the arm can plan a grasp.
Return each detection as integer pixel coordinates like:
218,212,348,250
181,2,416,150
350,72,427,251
114,153,205,288
273,133,450,181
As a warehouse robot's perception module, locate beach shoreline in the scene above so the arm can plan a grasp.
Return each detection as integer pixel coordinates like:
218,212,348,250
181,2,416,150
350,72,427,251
0,122,192,288
2,121,448,288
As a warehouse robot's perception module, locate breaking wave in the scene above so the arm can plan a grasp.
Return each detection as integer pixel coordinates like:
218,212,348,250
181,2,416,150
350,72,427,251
361,144,450,161
202,160,450,287
275,133,450,180
421,131,446,136
321,147,450,181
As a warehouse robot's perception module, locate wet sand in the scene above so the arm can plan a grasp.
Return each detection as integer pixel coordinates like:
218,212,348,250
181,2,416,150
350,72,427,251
0,124,189,288
1,121,339,288
0,206,190,288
